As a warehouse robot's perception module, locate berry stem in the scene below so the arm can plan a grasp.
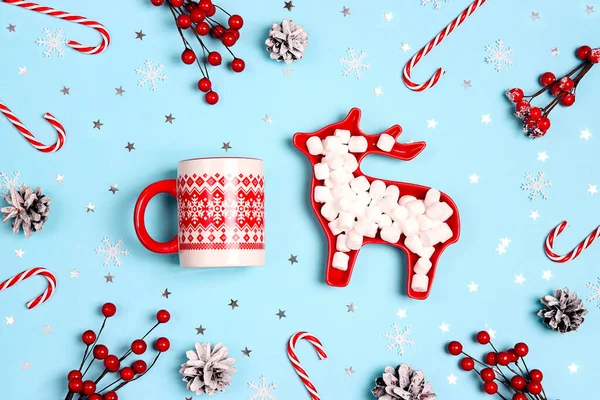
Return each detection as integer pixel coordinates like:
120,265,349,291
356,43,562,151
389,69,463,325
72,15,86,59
526,61,589,100
214,5,231,16
460,351,488,368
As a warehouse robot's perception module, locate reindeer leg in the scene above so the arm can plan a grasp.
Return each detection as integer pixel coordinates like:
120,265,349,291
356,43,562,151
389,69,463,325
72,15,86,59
326,246,361,287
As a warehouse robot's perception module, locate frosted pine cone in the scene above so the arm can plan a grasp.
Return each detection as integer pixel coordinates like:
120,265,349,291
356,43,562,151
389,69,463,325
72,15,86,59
1,185,50,238
537,288,588,333
372,363,437,400
265,19,308,64
179,342,236,396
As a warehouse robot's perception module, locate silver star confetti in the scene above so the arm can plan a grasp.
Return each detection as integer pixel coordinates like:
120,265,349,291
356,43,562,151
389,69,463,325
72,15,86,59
241,347,252,357
135,30,146,40
347,303,357,312
288,254,298,264
222,142,232,151
70,268,80,278
60,86,70,95
585,5,595,15
108,185,119,194
104,273,115,283
93,120,103,130
282,67,293,76
262,114,273,124
115,86,126,96
345,366,355,377
43,325,52,334
86,203,95,213
196,325,206,335
229,299,239,310
283,1,294,11
6,24,16,33
462,80,472,89
165,114,175,124
125,142,135,152
161,288,171,298
276,309,287,319
530,11,540,21
340,6,351,16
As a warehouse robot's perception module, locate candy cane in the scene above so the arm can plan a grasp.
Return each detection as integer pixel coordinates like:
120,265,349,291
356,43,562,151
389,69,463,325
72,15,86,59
0,101,66,152
545,220,600,263
2,0,111,55
0,267,57,309
287,332,327,400
403,0,487,91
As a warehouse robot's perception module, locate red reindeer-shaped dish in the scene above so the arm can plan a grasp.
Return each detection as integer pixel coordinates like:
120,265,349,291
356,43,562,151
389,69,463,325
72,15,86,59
293,108,460,299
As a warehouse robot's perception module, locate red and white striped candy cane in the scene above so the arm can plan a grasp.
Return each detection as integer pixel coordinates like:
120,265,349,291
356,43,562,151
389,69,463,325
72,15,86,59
403,0,488,91
545,220,600,263
0,267,57,309
2,0,111,55
287,332,327,400
0,101,66,152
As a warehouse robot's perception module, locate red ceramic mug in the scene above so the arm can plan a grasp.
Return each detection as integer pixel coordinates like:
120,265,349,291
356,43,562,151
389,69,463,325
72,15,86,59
133,157,265,267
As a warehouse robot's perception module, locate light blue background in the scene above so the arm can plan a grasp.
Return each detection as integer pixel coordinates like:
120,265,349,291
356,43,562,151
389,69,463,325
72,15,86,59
1,0,600,398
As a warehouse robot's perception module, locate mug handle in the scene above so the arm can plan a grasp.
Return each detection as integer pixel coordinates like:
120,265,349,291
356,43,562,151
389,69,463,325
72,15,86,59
133,180,178,254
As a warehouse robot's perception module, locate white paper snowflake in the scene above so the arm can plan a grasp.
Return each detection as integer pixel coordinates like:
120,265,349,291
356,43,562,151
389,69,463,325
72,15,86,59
0,171,21,196
587,278,600,307
485,40,514,72
36,28,67,57
248,375,277,400
136,60,168,91
383,323,414,356
521,172,552,200
421,0,448,9
339,48,370,79
95,237,130,267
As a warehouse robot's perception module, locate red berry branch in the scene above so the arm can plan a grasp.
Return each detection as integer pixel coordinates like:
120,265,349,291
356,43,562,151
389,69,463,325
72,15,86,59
448,331,549,400
150,0,245,105
64,303,171,400
506,45,599,139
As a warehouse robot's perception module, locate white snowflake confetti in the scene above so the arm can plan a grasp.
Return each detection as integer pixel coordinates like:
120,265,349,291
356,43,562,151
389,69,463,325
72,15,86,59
383,323,414,356
0,171,21,196
339,48,370,79
95,237,130,267
587,278,600,307
421,0,448,9
136,60,168,91
36,28,67,57
248,375,277,400
485,40,514,72
521,172,552,200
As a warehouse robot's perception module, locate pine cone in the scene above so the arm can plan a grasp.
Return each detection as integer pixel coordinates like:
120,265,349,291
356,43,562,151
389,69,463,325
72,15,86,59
179,342,236,396
1,185,50,238
372,364,437,400
265,19,308,64
537,288,588,333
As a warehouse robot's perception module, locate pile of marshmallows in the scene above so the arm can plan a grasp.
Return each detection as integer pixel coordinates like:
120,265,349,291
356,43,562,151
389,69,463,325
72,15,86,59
306,129,455,293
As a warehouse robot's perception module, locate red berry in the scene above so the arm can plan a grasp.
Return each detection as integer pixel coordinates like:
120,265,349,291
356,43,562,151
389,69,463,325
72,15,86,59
182,49,196,65
102,303,116,318
190,9,205,23
558,77,574,91
198,0,212,12
507,349,518,363
506,88,524,103
540,72,556,86
561,93,575,106
207,5,216,16
514,343,529,357
551,83,562,97
205,91,219,105
496,352,510,366
231,58,245,73
155,337,171,352
68,378,83,393
524,118,536,128
196,22,210,36
526,382,542,395
150,0,164,5
447,341,463,356
577,45,592,60
156,309,171,323
131,339,147,355
177,14,192,29
88,394,102,400
120,367,135,381
515,100,530,114
588,48,600,63
104,392,119,400
93,344,109,360
537,117,551,131
513,394,527,400
133,360,147,374
528,107,542,120
476,331,491,344
207,52,222,66
68,370,82,381
170,0,184,6
82,381,96,395
480,368,495,382
229,29,240,40
529,369,543,382
197,78,212,92
103,355,120,372
185,2,197,12
510,375,526,390
483,381,498,395
212,25,225,39
82,330,96,345
228,14,244,30
222,32,237,47
484,352,497,365
460,357,475,371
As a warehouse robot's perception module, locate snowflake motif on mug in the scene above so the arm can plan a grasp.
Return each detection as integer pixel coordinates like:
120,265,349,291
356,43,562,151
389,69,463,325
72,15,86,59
95,237,130,267
383,323,414,356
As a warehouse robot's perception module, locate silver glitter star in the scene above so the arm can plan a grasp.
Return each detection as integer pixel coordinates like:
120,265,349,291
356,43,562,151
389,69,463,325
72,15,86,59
341,6,351,16
276,309,286,319
530,11,540,20
262,114,273,124
125,142,135,152
60,86,70,95
161,288,171,298
284,1,294,11
462,80,472,89
165,114,175,124
115,86,126,96
222,142,232,151
196,325,206,335
550,47,560,57
135,30,146,40
282,67,293,76
345,366,355,377
108,184,119,194
86,203,95,213
104,273,115,283
93,120,103,130
228,299,239,310
22,362,31,372
6,24,16,33
347,303,357,312
241,347,252,357
585,5,595,15
288,254,298,264
43,325,52,334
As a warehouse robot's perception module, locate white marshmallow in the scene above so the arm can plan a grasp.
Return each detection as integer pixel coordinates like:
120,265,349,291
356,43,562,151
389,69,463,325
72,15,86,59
398,217,419,236
355,191,371,206
377,214,393,229
325,154,344,170
313,163,330,180
328,218,343,235
320,139,327,155
336,234,351,252
350,200,367,218
424,188,441,207
379,196,399,214
385,185,400,202
404,234,423,255
405,200,426,217
440,202,454,221
306,136,323,155
338,212,355,231
350,176,370,193
334,129,351,144
411,273,429,292
320,202,338,222
399,195,417,206
348,136,368,153
376,134,395,152
366,205,382,221
324,178,334,189
414,258,432,275
369,180,386,201
426,202,453,221
314,186,333,203
380,223,401,244
416,214,440,232
332,184,354,200
421,223,453,246
332,252,350,271
354,217,376,237
346,230,363,250
417,246,435,260
330,169,351,186
392,205,408,222
337,144,349,155
335,197,353,213
365,222,378,238
325,135,342,152
342,153,359,173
